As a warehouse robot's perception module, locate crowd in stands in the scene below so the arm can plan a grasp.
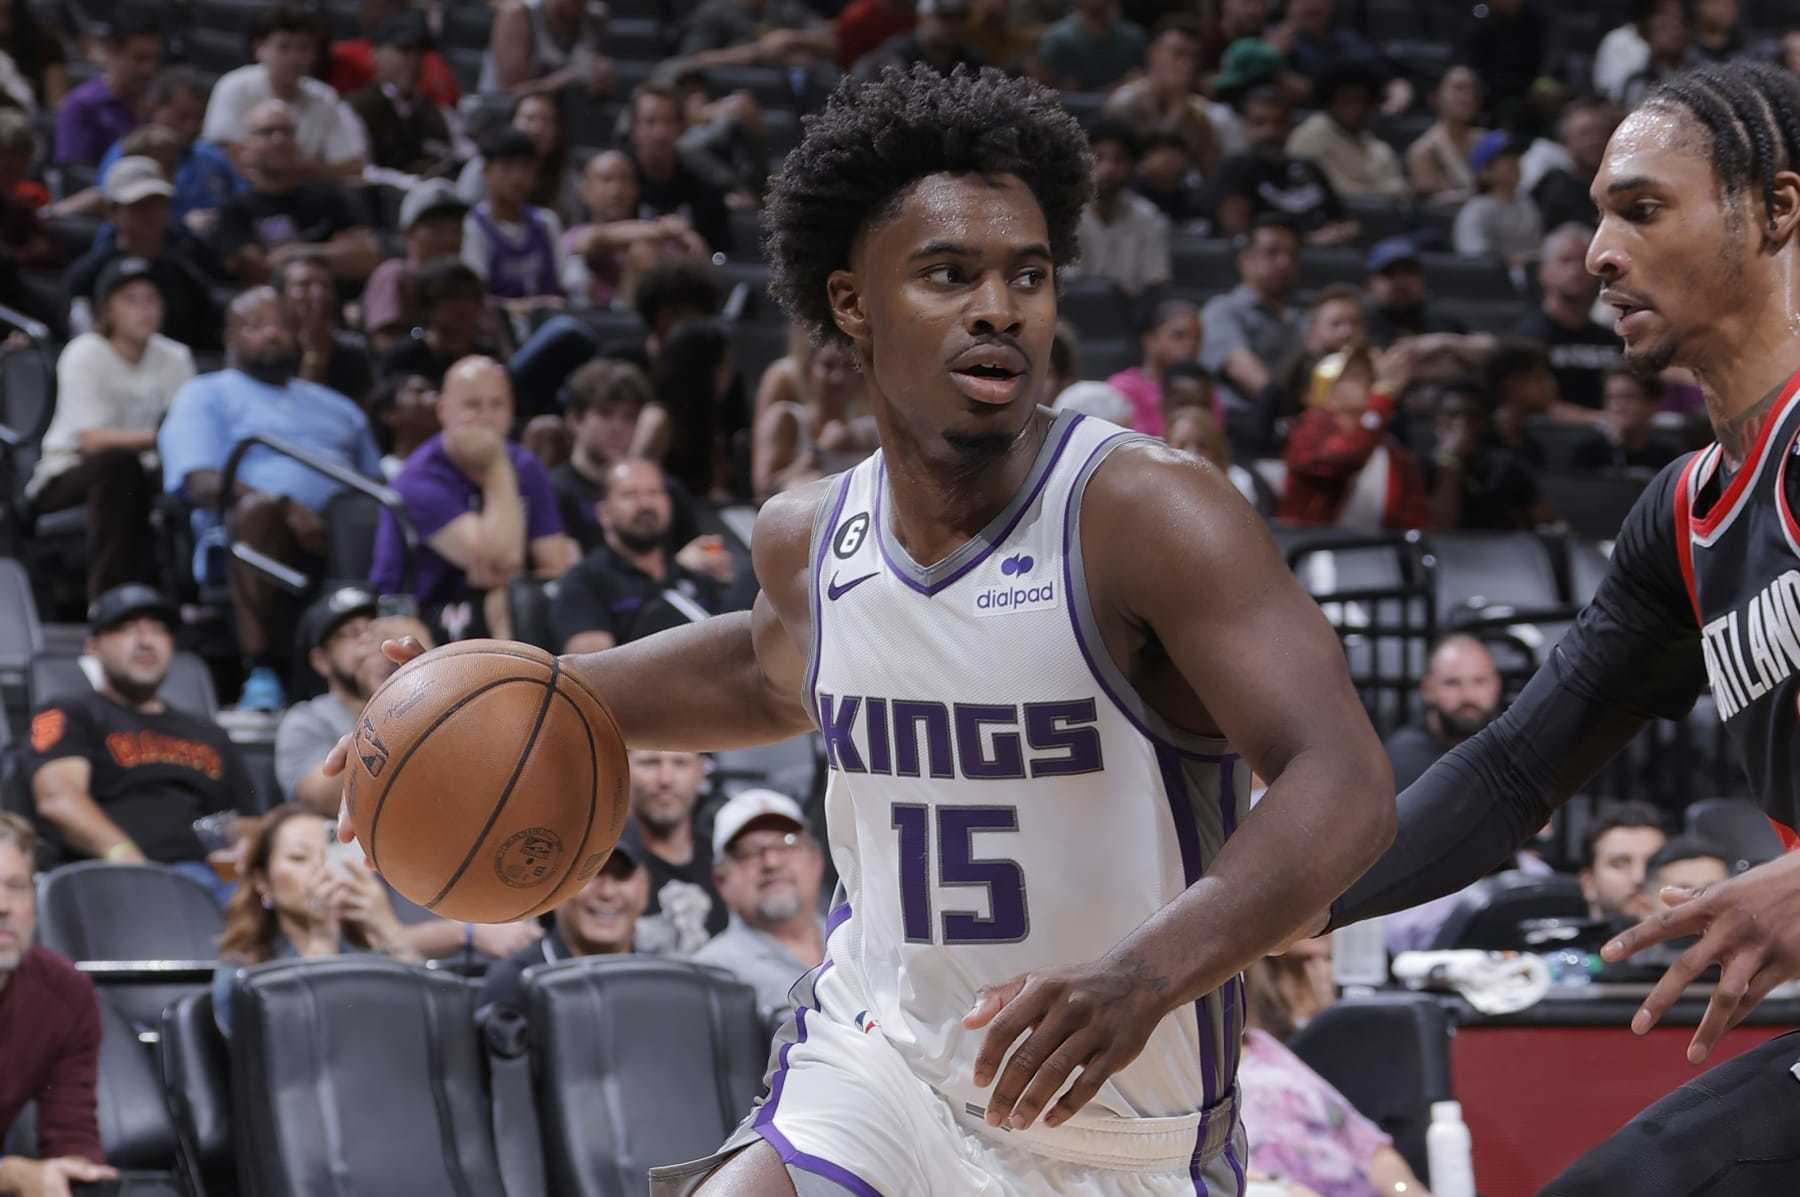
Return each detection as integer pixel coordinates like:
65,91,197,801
3,0,1797,1190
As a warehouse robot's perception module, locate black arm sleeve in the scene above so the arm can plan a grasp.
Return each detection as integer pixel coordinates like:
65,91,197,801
1329,458,1709,928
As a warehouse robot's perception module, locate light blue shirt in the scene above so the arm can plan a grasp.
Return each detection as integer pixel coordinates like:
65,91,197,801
159,368,381,512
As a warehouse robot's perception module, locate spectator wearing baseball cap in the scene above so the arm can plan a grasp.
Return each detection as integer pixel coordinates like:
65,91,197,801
1452,131,1543,265
64,155,224,351
1363,235,1469,347
346,14,453,179
29,256,196,601
19,584,253,897
690,789,826,1026
361,178,502,354
476,838,649,1013
274,583,382,814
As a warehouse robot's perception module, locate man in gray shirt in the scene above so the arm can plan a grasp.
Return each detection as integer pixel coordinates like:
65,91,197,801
1200,215,1305,453
274,584,385,815
690,789,825,1028
1072,120,1171,297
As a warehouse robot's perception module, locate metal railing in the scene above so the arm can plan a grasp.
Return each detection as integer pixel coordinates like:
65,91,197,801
218,433,420,598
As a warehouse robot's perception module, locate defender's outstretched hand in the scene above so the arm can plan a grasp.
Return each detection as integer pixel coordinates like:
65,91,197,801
963,955,1173,1131
1602,849,1800,1064
325,636,429,842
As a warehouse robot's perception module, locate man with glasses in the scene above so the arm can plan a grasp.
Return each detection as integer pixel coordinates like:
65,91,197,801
211,99,379,286
692,789,826,1027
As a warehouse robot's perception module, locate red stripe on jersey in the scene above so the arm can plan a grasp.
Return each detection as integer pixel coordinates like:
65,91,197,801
1691,362,1800,539
1672,451,1705,626
1777,430,1800,552
1770,816,1800,854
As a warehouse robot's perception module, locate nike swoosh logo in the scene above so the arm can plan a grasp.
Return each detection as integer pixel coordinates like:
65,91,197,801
827,571,878,600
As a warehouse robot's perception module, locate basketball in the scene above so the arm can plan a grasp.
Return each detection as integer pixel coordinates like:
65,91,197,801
344,640,630,923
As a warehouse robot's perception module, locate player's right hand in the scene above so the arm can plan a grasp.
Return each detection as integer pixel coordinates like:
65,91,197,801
326,636,429,843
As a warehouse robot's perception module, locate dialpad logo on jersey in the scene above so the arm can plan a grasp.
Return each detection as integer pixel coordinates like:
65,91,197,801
974,552,1058,617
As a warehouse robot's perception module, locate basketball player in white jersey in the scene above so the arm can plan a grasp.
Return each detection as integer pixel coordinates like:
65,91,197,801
331,65,1395,1195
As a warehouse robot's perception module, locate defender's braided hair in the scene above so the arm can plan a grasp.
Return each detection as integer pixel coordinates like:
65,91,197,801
1644,61,1800,229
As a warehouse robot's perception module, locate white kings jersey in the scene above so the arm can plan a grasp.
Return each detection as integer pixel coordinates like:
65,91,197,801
802,408,1249,1147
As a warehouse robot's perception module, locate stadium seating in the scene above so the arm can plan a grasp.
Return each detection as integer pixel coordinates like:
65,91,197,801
0,556,42,730
1685,797,1786,874
518,956,767,1197
225,958,507,1197
1429,870,1589,952
36,862,224,1028
160,990,237,1197
1288,992,1453,1186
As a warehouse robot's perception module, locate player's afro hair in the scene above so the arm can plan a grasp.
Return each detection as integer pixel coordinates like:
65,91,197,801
764,64,1093,347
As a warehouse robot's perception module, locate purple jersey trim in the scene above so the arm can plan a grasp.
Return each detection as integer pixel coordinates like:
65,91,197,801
1061,430,1235,761
824,901,852,940
805,471,858,723
874,412,1086,597
753,990,885,1197
1156,743,1220,1197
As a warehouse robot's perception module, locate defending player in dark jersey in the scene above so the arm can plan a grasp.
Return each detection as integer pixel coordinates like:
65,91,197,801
1330,61,1800,1194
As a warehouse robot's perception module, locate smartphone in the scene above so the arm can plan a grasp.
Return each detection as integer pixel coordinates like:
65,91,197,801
323,827,364,880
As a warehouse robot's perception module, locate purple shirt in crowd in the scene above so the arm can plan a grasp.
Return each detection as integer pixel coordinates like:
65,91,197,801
56,77,139,166
369,432,563,620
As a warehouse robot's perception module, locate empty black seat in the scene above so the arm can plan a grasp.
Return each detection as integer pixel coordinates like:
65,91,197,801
1539,471,1652,541
1429,869,1587,951
1171,236,1238,293
227,958,506,1197
36,862,223,1027
1424,530,1562,625
1059,276,1137,343
523,957,767,1197
1419,251,1517,301
159,990,236,1197
0,556,44,727
1287,993,1453,1183
1685,798,1785,874
94,994,184,1185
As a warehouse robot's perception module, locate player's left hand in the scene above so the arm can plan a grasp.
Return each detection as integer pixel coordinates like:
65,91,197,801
1601,849,1800,1064
963,956,1173,1131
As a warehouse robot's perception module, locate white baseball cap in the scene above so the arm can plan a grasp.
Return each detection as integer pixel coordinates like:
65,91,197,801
712,788,808,858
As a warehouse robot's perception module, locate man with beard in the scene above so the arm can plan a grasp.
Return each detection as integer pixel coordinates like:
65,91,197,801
550,457,723,653
623,748,727,954
691,790,827,1027
477,840,649,1011
0,814,119,1197
276,585,388,814
369,355,578,644
1381,634,1502,791
160,288,384,711
22,586,252,898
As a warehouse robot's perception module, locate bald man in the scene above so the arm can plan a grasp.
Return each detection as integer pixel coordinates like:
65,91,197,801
369,356,578,642
1383,633,1503,791
158,287,384,709
212,99,379,285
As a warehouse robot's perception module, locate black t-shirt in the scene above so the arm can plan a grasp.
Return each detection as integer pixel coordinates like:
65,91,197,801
1426,445,1543,530
64,243,222,351
547,461,704,554
628,151,731,255
548,541,722,652
476,927,572,1012
1210,151,1344,235
213,183,368,266
1383,722,1448,793
1570,428,1686,474
618,819,727,939
1514,308,1623,410
22,691,249,863
378,331,505,389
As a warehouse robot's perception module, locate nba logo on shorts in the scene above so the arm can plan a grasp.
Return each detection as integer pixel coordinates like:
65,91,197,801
974,553,1059,617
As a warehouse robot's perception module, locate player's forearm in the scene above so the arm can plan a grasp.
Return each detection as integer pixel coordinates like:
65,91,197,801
1107,745,1394,1010
1329,654,1646,929
562,610,814,751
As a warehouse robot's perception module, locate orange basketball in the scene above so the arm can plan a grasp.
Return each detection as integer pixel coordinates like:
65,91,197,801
345,640,630,923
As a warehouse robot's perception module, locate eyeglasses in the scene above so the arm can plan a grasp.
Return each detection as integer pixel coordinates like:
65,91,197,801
250,124,295,138
726,832,803,865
